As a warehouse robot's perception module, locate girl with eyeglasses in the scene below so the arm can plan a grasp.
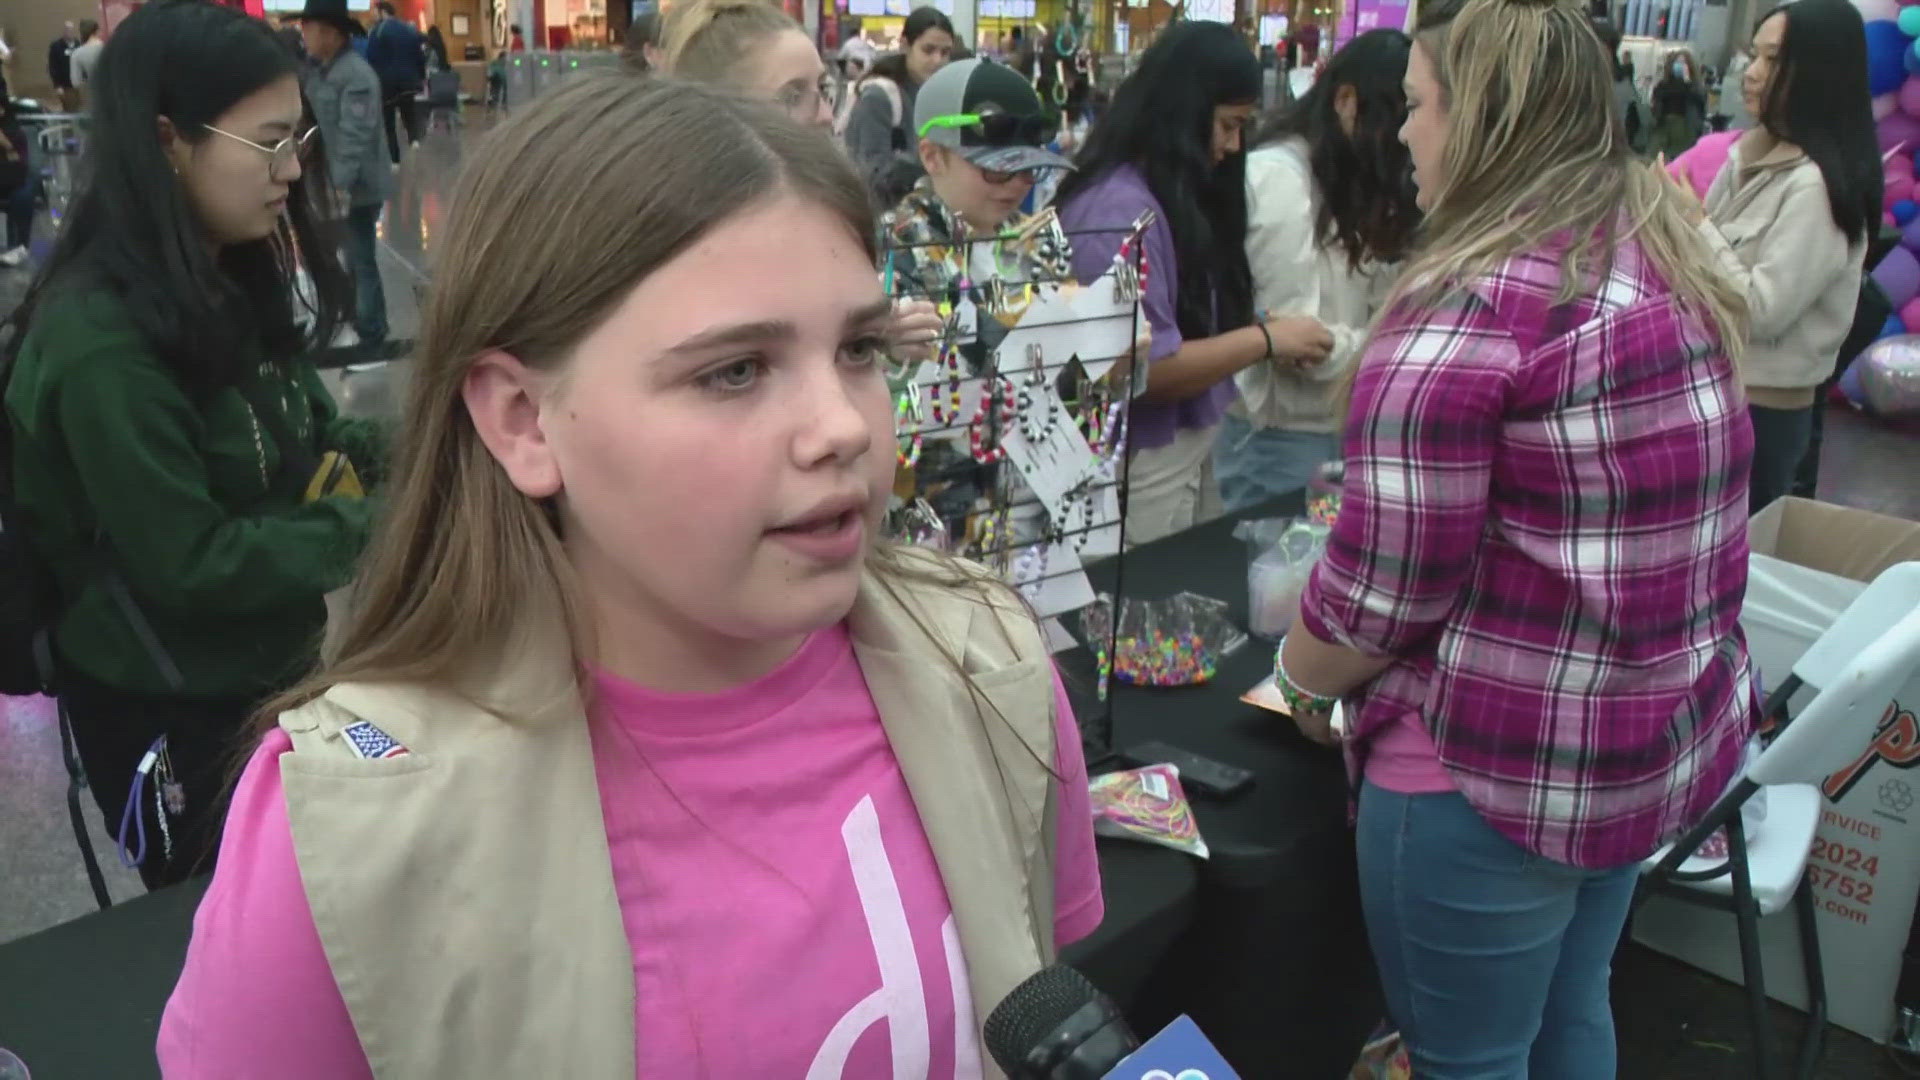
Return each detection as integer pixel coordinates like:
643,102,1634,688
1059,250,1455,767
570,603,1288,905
656,0,948,368
658,0,838,132
2,0,376,892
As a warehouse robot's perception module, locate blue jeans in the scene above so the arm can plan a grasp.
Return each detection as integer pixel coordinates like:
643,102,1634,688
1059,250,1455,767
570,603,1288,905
1357,781,1639,1079
1212,412,1339,513
344,203,388,345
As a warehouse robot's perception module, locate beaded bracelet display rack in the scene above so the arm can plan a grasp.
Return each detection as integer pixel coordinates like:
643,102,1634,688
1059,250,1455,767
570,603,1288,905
1272,635,1340,716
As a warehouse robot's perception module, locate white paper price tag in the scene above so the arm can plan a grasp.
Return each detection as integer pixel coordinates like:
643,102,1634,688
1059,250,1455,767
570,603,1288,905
1001,384,1102,518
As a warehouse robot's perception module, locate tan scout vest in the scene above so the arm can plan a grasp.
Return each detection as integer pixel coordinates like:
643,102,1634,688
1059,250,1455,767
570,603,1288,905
277,556,1063,1079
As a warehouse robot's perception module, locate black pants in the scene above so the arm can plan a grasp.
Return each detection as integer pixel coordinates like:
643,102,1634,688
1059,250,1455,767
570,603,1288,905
1748,403,1815,515
381,83,422,164
5,176,35,249
59,665,262,892
1792,386,1836,500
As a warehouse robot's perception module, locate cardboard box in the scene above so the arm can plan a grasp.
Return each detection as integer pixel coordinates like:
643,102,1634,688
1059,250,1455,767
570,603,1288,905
1634,498,1920,1042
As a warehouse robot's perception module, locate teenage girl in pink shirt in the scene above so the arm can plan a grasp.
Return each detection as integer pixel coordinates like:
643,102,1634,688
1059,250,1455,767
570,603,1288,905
158,72,1101,1078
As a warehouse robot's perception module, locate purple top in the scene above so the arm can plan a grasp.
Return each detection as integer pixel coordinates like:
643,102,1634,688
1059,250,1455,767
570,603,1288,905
1055,164,1237,450
1299,238,1756,869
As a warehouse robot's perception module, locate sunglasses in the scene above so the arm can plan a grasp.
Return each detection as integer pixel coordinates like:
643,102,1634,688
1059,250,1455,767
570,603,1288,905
918,111,1057,149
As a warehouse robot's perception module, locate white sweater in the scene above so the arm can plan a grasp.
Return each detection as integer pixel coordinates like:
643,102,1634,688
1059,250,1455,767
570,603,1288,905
1235,139,1397,433
1699,133,1867,410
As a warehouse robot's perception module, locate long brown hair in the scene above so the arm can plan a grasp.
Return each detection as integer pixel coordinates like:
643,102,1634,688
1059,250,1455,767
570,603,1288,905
1397,0,1746,356
261,71,1044,768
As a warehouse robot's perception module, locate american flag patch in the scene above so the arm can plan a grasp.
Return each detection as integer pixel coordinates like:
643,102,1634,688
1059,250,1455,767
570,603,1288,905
341,720,410,760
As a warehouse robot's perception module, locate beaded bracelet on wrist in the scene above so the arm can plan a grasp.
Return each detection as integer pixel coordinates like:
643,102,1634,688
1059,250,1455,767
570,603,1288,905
1273,636,1339,715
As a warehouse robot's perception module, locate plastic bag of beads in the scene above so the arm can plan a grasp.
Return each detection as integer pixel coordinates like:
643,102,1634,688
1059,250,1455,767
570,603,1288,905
1088,763,1210,859
1110,592,1241,686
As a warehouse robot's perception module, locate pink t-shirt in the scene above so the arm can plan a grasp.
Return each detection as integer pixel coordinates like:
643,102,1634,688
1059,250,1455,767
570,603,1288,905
1362,711,1455,795
158,624,1102,1078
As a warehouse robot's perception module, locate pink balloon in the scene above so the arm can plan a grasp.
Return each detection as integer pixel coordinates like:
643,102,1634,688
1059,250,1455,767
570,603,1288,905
1889,174,1917,208
1903,77,1920,119
1894,154,1917,177
1860,0,1901,19
1879,93,1899,122
1901,297,1920,333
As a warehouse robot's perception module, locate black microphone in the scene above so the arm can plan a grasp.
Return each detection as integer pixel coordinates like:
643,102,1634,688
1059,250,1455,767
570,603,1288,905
983,964,1140,1080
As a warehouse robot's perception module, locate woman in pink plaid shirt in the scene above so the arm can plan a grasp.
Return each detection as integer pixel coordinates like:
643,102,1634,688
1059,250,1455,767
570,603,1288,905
1271,0,1757,1075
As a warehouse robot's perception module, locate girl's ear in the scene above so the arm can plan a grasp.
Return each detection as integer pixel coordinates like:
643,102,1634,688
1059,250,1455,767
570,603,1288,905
464,350,563,498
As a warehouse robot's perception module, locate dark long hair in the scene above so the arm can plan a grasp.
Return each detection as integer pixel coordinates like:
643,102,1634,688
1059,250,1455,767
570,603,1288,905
1755,0,1880,247
1055,22,1262,340
867,7,955,87
1252,29,1418,269
11,0,350,397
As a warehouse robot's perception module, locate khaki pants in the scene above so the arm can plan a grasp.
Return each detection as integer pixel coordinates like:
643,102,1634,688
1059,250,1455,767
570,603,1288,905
1123,422,1224,548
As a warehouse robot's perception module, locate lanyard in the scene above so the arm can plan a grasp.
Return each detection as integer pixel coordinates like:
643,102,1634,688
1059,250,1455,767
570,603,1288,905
116,735,180,869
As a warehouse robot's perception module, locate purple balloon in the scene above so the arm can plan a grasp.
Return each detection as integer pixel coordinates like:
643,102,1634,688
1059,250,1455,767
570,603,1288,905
1874,244,1920,308
1904,214,1920,249
1883,112,1920,155
1839,356,1870,408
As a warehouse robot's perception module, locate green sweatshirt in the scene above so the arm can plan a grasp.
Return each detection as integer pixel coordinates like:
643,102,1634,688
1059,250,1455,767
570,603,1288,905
5,286,380,699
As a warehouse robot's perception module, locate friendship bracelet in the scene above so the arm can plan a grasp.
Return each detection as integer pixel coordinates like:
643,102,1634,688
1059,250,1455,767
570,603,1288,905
1273,636,1340,716
1257,322,1276,360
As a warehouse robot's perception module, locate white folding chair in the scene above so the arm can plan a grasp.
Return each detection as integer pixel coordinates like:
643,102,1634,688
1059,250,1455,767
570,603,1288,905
1638,561,1920,1080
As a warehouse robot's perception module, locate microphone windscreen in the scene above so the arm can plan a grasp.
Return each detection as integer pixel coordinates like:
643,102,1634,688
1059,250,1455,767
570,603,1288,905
982,964,1111,1076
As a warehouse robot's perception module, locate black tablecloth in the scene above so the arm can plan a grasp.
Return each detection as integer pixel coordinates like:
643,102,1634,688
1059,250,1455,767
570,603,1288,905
0,498,1376,1079
1060,496,1383,1078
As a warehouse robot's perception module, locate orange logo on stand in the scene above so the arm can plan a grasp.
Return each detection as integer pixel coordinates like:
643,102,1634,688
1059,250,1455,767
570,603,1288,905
1825,701,1919,803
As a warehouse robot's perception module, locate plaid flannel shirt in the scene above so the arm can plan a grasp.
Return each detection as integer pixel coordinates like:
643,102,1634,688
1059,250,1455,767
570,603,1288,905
1299,240,1757,869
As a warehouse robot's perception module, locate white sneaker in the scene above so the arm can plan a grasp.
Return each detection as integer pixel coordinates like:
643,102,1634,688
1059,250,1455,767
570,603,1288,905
409,140,420,150
0,246,28,267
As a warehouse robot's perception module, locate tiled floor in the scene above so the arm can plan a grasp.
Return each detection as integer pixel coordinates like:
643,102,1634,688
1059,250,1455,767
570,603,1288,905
3,117,1919,1075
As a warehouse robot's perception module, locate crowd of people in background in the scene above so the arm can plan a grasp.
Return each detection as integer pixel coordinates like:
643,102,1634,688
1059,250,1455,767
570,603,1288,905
0,0,1888,1073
